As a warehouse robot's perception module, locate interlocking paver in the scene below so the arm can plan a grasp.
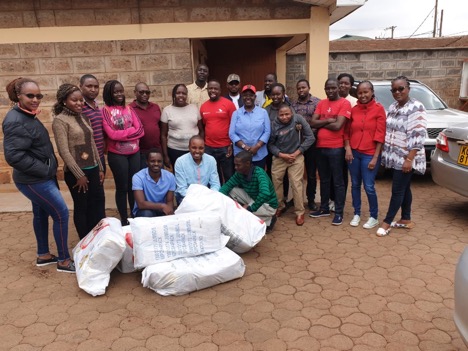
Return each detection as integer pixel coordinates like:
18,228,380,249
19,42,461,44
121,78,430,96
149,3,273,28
1,175,468,350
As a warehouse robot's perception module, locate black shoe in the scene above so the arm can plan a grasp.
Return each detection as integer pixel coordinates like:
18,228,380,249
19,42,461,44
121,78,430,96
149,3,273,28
36,254,58,267
266,216,277,233
57,260,76,273
332,214,343,226
309,209,331,218
308,202,318,211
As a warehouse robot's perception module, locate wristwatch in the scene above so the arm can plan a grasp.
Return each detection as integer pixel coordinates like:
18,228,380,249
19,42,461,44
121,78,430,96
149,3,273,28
241,143,246,149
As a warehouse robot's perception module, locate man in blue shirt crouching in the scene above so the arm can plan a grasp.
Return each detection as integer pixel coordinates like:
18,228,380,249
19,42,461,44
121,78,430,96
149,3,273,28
132,148,176,217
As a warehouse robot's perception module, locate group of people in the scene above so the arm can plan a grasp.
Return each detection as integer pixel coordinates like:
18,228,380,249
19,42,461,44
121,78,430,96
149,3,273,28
2,62,427,273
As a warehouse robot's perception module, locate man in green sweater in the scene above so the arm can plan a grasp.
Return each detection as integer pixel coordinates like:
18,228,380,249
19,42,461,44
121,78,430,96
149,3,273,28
220,151,278,232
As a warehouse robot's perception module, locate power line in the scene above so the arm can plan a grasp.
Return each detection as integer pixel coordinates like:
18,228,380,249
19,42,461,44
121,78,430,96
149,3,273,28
409,6,434,38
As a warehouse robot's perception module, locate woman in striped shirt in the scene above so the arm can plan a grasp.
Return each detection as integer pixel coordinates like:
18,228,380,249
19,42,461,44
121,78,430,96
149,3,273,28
377,76,427,237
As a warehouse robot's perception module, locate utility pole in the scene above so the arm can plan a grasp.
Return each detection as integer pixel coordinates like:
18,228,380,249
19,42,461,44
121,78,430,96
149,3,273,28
433,0,438,37
385,26,397,39
439,9,444,37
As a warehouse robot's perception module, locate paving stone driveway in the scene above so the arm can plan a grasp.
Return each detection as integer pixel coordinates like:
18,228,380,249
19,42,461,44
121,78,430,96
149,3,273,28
1,174,467,351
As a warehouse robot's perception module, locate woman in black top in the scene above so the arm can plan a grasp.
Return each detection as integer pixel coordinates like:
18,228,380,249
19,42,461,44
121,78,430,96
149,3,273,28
2,78,74,273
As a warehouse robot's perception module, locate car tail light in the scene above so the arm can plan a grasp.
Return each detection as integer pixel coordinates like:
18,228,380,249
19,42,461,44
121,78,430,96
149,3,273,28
436,132,449,152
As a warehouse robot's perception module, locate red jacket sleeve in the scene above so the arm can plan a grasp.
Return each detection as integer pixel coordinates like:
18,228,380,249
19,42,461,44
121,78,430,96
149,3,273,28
373,103,386,144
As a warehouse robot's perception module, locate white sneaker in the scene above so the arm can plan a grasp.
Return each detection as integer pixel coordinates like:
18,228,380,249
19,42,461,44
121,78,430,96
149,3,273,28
363,217,379,229
350,215,360,227
329,201,335,212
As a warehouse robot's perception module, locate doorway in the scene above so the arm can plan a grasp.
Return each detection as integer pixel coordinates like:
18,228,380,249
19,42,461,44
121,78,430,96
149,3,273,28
202,38,279,95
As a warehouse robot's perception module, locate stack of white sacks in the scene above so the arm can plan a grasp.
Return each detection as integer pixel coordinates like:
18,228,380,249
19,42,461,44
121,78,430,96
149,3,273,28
73,184,267,296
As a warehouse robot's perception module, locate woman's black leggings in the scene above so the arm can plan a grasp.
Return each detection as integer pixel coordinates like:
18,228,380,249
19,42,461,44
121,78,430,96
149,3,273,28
107,151,140,225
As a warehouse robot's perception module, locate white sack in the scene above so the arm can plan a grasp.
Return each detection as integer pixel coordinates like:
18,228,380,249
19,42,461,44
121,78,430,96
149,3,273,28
175,184,266,253
116,225,136,273
141,247,246,296
130,212,228,269
73,217,126,296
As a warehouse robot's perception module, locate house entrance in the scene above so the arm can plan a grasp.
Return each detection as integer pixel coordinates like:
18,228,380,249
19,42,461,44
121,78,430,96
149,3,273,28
193,38,282,95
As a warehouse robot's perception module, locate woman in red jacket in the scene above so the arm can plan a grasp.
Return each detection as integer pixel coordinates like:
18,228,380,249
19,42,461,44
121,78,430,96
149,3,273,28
344,81,386,229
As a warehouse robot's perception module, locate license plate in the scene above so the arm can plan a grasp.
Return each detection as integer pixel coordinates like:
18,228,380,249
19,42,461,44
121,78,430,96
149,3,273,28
458,145,468,166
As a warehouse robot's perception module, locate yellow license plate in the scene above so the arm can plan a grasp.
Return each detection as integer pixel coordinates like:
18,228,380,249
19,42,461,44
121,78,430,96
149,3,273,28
458,145,468,166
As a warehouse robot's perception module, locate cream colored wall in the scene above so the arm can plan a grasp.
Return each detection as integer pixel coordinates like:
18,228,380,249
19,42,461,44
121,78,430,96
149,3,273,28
0,20,311,44
0,17,331,98
307,6,330,99
0,17,332,183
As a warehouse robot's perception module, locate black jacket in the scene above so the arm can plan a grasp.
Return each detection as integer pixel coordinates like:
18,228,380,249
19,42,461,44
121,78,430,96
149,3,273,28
2,105,58,184
224,94,244,108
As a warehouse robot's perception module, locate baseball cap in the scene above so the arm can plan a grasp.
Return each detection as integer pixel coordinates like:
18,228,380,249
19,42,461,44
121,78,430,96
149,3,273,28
227,73,241,83
241,84,256,94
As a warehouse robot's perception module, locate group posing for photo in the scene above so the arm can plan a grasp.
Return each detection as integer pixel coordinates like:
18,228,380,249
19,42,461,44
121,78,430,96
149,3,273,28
2,65,427,273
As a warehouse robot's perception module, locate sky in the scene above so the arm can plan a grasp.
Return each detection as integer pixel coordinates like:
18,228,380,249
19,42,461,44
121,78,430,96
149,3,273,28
329,0,468,40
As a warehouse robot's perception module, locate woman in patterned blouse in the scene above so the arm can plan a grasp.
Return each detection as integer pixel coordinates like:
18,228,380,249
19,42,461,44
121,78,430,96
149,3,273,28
377,76,427,237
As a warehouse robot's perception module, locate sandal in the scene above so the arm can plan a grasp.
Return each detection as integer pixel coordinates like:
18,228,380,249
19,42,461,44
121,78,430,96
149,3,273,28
36,254,58,267
376,227,391,237
390,221,415,229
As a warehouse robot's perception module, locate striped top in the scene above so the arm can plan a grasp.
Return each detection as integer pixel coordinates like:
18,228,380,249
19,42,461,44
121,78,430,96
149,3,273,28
382,98,427,175
82,101,105,159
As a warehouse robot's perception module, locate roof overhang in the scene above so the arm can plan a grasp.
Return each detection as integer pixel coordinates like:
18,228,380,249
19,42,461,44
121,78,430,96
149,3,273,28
293,0,366,25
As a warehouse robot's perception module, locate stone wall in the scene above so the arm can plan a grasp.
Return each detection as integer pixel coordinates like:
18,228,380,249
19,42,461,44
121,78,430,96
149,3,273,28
0,0,310,28
0,38,192,184
286,48,468,110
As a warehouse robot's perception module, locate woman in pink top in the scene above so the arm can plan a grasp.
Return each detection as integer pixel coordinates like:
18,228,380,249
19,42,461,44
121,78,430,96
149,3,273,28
345,81,386,229
102,80,144,225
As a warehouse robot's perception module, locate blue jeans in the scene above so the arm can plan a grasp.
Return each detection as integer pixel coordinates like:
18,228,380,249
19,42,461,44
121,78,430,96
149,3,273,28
134,209,165,217
205,145,234,184
348,150,380,218
383,169,413,225
16,180,70,261
317,147,346,216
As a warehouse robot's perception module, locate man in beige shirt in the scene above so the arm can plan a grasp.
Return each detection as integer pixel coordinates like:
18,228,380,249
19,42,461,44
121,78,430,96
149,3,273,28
187,63,209,109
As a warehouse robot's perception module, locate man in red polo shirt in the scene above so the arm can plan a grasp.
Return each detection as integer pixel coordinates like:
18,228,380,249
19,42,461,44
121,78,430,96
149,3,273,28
200,79,236,183
309,78,352,226
129,82,162,169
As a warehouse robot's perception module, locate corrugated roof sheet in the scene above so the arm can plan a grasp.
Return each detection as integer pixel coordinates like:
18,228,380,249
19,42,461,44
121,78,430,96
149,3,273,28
287,35,468,55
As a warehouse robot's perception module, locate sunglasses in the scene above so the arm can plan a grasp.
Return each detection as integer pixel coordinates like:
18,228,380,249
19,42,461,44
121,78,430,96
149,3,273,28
22,93,44,99
137,90,151,95
390,86,407,93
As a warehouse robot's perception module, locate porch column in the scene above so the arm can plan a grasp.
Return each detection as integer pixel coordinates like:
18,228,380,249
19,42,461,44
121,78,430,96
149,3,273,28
307,6,330,99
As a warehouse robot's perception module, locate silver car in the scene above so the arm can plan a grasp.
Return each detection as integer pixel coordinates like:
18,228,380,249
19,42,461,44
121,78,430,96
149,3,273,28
455,247,468,347
369,80,468,164
431,121,468,197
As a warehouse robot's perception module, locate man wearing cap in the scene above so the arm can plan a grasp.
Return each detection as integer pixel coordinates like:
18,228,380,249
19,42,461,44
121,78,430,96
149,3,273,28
200,79,237,183
229,84,271,169
187,63,209,109
225,73,243,110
